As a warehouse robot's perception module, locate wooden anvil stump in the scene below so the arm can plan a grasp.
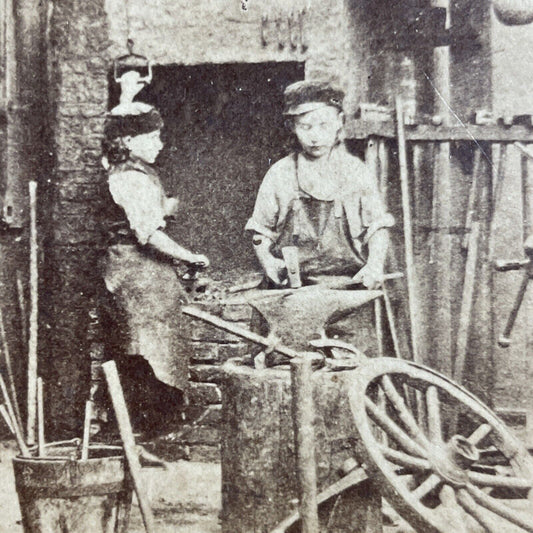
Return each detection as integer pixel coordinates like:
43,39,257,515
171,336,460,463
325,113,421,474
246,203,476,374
220,361,382,533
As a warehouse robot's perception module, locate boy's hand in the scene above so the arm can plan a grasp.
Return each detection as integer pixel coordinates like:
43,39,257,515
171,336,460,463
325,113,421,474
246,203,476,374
263,256,287,285
164,197,180,218
190,254,210,268
352,264,383,290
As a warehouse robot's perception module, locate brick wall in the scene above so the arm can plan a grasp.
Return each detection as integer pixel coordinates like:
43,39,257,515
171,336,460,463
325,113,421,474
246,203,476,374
148,301,253,461
45,0,112,436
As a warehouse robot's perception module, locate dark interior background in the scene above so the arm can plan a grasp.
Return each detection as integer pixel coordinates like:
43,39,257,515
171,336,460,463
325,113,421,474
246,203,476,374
110,62,305,280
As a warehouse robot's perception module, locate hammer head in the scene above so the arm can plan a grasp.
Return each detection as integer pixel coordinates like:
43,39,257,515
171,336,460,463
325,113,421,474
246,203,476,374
524,234,533,258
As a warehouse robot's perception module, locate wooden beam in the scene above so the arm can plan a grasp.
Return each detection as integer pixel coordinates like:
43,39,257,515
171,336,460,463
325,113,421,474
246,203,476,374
346,120,533,143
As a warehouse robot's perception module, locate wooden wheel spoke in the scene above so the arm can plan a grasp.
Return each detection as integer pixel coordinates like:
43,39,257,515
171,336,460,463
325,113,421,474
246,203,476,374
376,387,389,446
377,444,431,471
456,488,506,533
468,423,492,446
379,376,430,448
426,385,442,443
468,471,532,491
467,483,533,532
411,473,442,500
365,397,427,458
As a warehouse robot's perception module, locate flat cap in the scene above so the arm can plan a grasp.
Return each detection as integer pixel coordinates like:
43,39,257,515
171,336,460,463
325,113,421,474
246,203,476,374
283,80,344,116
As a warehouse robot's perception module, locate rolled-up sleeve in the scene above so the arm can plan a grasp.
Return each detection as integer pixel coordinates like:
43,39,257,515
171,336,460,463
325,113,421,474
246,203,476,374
109,170,167,245
359,167,394,242
343,161,394,245
244,170,281,241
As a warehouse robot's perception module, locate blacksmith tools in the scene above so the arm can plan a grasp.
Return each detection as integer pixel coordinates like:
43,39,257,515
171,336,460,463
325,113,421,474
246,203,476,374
494,234,533,347
182,260,209,297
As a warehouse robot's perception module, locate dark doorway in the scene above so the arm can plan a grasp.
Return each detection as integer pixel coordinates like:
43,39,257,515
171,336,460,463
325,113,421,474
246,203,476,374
110,62,305,280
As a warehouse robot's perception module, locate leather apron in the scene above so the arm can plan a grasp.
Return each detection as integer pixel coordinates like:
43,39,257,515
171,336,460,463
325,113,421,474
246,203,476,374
274,153,365,278
102,163,190,391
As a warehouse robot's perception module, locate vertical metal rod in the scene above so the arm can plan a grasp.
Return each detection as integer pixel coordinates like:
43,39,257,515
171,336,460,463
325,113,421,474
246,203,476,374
291,356,319,533
16,271,28,351
396,98,422,364
377,138,389,200
27,180,38,445
375,298,384,358
522,153,533,242
0,307,22,431
0,374,29,456
462,149,482,250
37,377,45,456
382,287,403,360
453,222,480,384
81,400,92,461
0,404,15,435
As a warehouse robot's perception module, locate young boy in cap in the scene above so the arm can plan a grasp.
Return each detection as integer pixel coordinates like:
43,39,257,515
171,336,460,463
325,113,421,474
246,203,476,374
246,80,394,288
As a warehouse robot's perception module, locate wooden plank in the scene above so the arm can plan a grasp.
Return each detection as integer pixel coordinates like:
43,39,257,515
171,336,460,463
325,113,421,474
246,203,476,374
346,120,533,143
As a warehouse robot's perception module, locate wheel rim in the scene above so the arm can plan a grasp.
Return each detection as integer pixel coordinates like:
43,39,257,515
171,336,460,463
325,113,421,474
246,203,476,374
348,358,533,533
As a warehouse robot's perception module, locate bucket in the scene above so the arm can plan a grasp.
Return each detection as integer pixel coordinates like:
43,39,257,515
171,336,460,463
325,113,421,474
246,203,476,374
13,440,132,533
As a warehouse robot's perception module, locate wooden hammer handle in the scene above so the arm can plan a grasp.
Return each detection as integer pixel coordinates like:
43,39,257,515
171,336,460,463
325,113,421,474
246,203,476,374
498,270,530,348
182,306,302,359
103,361,155,533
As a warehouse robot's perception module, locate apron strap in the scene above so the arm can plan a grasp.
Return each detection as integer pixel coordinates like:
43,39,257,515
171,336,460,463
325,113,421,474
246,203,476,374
292,153,304,245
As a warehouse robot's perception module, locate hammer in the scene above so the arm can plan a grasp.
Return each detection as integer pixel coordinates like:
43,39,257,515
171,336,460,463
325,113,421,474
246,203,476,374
495,235,533,347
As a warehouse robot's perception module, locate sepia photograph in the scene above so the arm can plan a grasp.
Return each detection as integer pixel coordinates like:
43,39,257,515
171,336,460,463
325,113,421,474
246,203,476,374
0,0,533,531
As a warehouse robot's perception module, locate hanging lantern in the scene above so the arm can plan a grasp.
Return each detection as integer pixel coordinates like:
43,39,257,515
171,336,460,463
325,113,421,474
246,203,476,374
493,0,533,25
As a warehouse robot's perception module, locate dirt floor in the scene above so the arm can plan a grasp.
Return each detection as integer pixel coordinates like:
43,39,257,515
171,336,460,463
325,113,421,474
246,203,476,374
0,440,221,533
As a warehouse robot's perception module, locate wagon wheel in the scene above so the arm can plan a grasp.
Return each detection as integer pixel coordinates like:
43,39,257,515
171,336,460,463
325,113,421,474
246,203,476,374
348,357,533,533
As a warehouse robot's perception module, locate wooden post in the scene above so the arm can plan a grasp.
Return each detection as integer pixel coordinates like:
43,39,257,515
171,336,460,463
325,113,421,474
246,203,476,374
291,356,319,533
429,0,454,376
4,0,46,227
27,181,38,444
